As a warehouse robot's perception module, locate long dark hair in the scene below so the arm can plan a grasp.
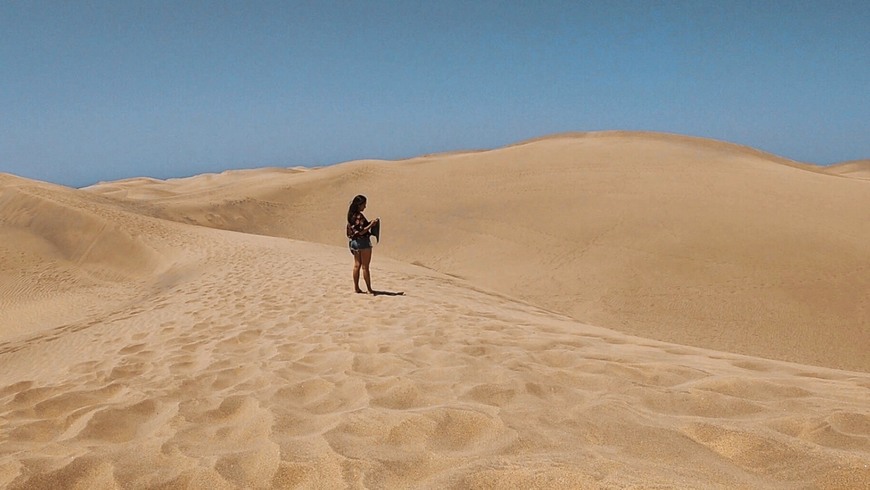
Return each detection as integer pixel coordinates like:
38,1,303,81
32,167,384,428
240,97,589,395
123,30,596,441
347,195,366,224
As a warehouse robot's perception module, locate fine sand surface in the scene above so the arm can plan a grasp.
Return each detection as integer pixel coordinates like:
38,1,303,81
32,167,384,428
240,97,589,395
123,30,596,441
1,132,868,488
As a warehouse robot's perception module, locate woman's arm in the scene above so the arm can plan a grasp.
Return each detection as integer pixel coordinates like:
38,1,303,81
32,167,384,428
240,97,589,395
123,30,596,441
348,214,377,238
363,217,379,231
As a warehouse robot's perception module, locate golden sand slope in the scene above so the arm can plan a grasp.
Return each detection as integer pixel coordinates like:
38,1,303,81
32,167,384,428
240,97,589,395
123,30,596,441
86,132,870,372
1,177,868,487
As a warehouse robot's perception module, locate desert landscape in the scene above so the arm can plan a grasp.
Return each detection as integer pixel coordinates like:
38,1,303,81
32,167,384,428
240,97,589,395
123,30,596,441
1,132,868,488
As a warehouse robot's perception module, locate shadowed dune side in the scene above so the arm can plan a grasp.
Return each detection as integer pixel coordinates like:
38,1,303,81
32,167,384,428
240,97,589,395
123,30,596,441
1,175,163,276
84,132,870,372
84,167,311,236
0,174,188,340
84,167,311,201
824,160,870,180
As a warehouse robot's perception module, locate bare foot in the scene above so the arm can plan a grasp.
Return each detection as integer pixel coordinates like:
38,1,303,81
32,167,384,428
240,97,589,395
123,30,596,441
354,289,364,294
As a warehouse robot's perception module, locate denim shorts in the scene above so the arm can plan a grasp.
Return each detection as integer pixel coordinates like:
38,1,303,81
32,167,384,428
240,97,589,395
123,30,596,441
349,236,372,253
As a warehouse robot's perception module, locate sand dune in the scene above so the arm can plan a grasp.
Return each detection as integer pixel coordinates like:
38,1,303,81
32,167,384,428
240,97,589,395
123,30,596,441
86,132,870,372
824,160,870,180
0,174,185,340
2,133,869,488
1,202,868,487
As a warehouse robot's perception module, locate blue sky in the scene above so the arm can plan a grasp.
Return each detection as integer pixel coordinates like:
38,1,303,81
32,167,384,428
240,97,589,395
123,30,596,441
2,1,868,187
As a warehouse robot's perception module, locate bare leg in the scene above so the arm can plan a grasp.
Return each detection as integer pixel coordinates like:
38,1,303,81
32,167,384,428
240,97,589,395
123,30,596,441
352,251,363,293
359,248,374,293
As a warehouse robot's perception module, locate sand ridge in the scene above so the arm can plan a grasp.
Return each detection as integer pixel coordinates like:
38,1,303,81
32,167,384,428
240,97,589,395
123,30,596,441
0,174,198,340
824,160,870,180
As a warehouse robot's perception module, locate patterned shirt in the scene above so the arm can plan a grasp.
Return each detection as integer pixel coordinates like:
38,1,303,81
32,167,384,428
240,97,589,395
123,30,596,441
347,212,370,239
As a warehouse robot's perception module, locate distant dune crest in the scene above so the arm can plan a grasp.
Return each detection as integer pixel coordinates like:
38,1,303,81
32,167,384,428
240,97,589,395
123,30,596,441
823,159,870,179
1,183,159,277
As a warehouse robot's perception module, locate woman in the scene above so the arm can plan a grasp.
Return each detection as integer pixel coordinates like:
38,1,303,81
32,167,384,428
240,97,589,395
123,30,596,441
347,195,379,294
